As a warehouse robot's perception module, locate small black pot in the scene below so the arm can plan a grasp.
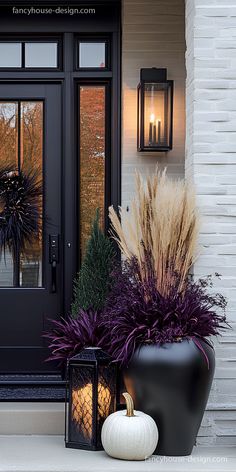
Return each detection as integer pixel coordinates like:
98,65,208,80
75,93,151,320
123,339,215,456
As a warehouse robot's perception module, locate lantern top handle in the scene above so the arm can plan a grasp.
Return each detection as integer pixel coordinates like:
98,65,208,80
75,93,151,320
140,68,167,82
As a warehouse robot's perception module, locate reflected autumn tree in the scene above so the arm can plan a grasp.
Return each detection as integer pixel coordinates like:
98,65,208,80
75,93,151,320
0,101,43,171
0,102,18,167
21,102,43,173
20,102,43,286
80,86,105,257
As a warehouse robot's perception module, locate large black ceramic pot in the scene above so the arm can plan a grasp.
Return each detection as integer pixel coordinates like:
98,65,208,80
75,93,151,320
123,339,215,456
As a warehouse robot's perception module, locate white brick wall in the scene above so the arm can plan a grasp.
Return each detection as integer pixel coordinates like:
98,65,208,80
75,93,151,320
122,0,236,446
186,0,236,445
122,0,186,209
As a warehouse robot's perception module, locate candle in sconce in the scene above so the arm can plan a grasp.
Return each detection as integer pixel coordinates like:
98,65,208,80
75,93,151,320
149,113,155,144
156,119,161,144
153,121,157,144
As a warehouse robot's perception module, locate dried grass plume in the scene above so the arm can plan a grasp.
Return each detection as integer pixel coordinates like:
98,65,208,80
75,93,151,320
109,169,200,295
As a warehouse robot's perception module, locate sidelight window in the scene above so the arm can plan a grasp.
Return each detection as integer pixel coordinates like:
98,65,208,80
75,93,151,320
79,85,107,257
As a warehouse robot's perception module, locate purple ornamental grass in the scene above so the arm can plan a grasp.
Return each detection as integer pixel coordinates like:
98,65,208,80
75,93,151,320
103,258,228,366
45,257,228,368
44,309,108,365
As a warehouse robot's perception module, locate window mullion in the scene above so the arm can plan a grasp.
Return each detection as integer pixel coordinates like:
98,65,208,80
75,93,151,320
18,100,21,173
22,42,25,68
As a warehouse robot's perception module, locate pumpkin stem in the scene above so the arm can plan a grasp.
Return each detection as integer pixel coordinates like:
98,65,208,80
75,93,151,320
122,392,135,417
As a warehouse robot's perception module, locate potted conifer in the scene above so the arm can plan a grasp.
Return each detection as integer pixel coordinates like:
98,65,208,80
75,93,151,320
45,209,115,364
72,208,115,316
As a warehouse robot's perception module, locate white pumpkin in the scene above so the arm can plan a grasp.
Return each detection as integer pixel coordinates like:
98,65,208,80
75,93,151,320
101,392,158,461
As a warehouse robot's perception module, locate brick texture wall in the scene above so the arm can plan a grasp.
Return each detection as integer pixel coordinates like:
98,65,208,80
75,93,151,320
186,0,236,445
123,0,236,446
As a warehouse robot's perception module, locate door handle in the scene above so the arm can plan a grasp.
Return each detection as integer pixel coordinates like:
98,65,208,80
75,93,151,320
51,260,57,293
49,235,59,293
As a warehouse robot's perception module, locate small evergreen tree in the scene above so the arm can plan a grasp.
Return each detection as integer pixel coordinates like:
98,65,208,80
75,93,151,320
71,209,116,317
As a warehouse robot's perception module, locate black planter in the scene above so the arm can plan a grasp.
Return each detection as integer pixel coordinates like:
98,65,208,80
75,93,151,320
123,339,215,456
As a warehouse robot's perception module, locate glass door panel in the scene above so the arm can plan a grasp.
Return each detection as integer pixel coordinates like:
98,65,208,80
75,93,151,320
0,101,18,166
20,101,43,287
0,100,43,288
0,102,18,286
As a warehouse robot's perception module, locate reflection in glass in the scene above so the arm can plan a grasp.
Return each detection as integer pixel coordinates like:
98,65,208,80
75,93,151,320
0,252,14,287
0,101,43,288
25,43,58,68
0,102,18,167
0,43,21,68
79,42,106,68
21,102,43,172
20,102,43,287
79,86,105,257
0,102,18,287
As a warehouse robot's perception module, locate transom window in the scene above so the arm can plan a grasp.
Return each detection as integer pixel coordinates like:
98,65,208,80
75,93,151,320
0,37,111,70
0,42,21,67
0,40,59,69
77,38,109,70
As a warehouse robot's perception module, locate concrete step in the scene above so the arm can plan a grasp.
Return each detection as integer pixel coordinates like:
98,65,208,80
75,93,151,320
0,436,236,472
0,403,64,435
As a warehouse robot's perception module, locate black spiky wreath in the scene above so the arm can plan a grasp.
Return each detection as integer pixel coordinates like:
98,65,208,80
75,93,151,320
0,165,42,259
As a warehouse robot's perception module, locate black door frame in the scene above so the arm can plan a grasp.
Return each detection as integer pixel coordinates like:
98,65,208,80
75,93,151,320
0,0,121,400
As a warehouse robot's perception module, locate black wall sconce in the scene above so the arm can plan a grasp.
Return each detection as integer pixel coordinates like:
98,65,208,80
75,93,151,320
137,68,173,152
65,347,116,451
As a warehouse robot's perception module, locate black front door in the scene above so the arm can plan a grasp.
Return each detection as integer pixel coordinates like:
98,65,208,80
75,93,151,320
0,0,121,400
0,83,62,374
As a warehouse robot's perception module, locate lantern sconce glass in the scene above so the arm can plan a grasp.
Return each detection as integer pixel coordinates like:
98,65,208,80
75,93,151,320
137,68,173,152
65,347,117,451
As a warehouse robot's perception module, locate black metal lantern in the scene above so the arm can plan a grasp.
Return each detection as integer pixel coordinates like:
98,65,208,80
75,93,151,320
65,347,116,450
137,68,173,152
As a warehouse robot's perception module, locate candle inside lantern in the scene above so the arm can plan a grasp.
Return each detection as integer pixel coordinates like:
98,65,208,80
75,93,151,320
72,382,111,440
156,119,161,144
149,113,155,144
153,122,157,144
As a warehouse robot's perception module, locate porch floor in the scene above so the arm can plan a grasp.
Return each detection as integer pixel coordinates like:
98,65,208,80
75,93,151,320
0,436,235,472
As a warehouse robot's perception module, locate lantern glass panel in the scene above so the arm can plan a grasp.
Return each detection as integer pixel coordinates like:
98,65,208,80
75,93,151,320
70,365,94,446
96,365,116,439
66,349,117,450
143,82,171,149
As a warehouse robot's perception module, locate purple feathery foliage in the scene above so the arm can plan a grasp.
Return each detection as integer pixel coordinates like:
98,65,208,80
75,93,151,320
45,256,229,367
103,258,228,366
44,309,109,365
